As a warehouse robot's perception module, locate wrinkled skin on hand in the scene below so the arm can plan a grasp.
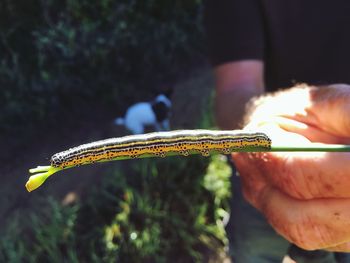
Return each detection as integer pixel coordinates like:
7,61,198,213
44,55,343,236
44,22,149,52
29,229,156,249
232,84,350,251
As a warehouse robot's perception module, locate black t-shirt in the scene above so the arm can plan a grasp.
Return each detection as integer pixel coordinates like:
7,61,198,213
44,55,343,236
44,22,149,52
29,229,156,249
204,0,350,91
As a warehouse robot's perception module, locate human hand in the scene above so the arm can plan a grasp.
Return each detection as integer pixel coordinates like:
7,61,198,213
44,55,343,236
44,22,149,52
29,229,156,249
232,84,350,251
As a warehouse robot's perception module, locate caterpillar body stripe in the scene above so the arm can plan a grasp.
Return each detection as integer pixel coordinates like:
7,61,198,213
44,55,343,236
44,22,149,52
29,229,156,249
51,130,271,168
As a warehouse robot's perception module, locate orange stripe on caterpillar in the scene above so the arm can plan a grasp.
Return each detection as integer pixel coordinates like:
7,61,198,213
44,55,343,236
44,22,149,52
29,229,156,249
50,130,271,168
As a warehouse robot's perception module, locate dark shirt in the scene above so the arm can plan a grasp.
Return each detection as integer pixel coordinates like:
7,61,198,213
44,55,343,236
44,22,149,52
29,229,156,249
204,0,350,91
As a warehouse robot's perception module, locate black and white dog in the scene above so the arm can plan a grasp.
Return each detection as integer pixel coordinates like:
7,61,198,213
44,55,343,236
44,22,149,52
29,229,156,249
114,94,172,134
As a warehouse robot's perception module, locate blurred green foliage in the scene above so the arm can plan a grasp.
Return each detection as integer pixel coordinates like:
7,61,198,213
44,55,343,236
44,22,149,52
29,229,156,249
0,156,231,262
0,0,205,133
0,198,80,263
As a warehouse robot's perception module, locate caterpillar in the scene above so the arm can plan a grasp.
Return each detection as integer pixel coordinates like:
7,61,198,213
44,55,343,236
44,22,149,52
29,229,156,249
50,129,271,169
26,129,350,192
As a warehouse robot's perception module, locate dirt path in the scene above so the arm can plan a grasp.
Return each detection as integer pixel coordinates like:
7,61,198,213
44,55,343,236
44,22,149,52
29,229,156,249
0,68,214,231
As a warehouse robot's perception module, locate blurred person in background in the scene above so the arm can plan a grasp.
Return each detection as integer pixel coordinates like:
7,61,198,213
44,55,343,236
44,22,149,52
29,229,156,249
204,1,350,262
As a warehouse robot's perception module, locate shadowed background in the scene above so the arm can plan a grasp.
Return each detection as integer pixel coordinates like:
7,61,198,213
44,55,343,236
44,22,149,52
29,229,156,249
0,1,233,262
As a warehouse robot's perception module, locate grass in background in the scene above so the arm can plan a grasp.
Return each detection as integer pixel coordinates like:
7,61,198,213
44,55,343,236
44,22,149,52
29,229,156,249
0,85,234,262
0,156,231,263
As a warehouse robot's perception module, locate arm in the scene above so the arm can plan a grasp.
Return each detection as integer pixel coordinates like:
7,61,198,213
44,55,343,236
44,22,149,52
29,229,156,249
214,60,264,129
204,0,266,130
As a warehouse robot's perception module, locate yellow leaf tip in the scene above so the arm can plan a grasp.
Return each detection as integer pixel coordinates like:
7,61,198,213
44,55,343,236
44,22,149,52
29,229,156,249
26,165,63,192
25,173,48,192
25,180,34,192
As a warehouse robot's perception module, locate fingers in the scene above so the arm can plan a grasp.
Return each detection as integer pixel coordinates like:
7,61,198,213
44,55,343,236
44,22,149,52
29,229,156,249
242,151,350,200
247,84,350,140
274,116,350,144
307,84,350,137
251,115,350,144
240,118,350,200
236,84,350,252
250,187,350,250
234,152,350,251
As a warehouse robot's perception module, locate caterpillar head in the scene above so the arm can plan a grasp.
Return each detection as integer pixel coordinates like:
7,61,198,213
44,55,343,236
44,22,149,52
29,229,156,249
50,153,65,168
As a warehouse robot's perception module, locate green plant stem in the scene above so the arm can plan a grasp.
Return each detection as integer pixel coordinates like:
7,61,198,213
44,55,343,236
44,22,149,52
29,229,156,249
270,144,350,152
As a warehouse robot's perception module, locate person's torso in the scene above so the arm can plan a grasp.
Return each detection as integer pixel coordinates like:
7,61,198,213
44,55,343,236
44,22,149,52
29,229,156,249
261,0,350,90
